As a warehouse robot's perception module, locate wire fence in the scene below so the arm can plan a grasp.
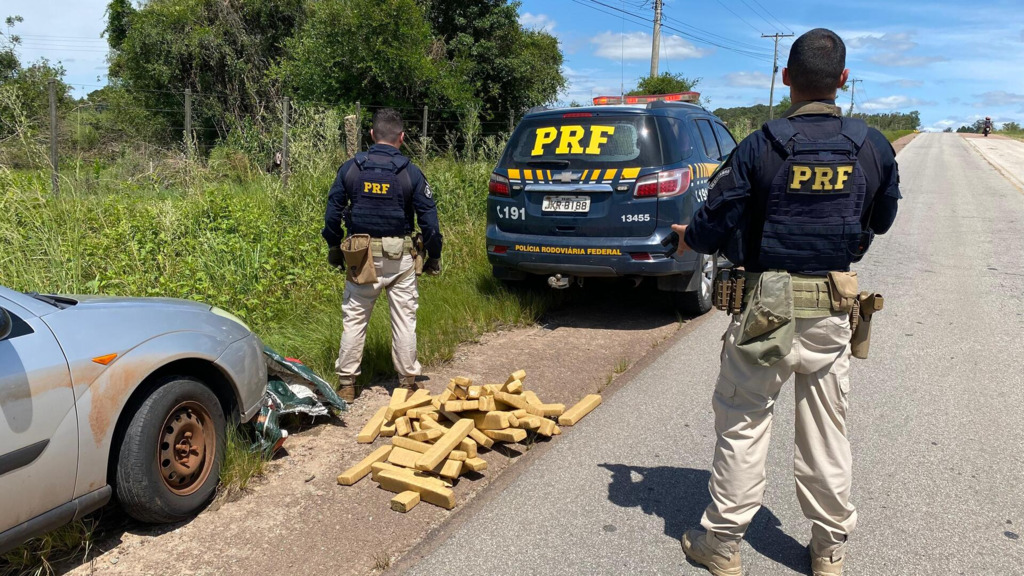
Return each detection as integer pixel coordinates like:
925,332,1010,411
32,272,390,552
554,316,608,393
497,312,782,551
5,82,517,195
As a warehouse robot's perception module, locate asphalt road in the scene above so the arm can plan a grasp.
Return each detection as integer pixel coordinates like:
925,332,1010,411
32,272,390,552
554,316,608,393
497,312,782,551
401,133,1024,575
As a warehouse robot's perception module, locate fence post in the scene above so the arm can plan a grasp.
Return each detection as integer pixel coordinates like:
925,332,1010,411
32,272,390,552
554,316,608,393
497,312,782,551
184,88,192,153
48,79,59,196
282,96,290,191
509,109,514,134
422,105,428,158
354,101,361,153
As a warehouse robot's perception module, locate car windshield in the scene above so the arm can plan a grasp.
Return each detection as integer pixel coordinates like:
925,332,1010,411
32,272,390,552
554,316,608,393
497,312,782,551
504,114,665,170
27,292,74,309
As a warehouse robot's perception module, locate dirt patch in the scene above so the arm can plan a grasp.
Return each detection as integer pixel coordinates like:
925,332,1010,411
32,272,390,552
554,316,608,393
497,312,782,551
65,285,682,576
892,132,919,155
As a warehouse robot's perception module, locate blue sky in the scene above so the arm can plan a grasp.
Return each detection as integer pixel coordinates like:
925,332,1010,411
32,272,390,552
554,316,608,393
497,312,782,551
6,0,1024,131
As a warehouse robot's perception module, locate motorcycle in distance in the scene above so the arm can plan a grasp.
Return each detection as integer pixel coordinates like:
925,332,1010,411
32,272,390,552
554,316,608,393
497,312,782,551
983,116,993,137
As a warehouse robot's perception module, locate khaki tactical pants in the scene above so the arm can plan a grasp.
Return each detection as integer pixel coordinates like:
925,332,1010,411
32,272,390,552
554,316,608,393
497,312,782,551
335,253,422,379
701,311,856,557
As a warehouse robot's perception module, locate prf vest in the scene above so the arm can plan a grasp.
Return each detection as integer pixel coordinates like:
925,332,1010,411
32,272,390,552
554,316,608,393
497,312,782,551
758,117,869,272
343,151,414,238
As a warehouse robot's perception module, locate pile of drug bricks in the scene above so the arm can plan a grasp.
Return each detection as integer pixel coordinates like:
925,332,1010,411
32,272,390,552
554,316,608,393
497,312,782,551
337,370,601,513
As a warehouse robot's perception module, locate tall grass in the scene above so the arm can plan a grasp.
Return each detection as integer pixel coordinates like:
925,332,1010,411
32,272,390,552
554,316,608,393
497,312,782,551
1,153,551,383
881,129,915,143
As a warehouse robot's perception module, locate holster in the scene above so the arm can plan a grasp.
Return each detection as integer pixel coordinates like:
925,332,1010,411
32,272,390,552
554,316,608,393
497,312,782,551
850,291,884,359
826,271,859,313
341,234,378,285
411,233,425,276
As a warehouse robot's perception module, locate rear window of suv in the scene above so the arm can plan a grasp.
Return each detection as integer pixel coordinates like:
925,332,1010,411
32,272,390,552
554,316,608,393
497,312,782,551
503,114,692,170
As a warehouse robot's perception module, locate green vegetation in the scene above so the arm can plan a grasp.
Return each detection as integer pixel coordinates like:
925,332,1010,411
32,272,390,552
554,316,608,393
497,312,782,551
0,519,95,576
715,99,923,141
627,72,701,96
881,129,915,143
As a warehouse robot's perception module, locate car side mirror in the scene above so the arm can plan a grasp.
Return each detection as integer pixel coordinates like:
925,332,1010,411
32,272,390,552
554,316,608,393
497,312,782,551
0,308,11,341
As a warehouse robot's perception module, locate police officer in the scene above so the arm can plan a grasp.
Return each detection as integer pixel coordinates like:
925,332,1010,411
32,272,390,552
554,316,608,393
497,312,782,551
322,108,442,402
671,29,900,576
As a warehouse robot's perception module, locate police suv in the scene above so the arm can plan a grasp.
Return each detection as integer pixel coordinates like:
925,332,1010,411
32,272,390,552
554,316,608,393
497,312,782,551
486,92,736,314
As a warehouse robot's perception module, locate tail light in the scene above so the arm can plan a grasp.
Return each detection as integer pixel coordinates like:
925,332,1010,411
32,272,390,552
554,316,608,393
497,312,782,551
633,168,691,198
489,173,510,196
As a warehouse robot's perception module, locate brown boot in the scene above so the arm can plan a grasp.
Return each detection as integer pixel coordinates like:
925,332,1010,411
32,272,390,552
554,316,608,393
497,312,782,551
681,529,742,576
338,377,358,403
810,544,845,576
399,376,418,391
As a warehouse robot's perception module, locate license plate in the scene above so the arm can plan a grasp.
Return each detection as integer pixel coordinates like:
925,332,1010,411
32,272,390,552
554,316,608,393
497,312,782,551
542,195,590,213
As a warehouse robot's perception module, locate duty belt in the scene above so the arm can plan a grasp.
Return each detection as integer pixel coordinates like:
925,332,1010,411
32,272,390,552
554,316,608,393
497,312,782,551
716,271,834,318
369,236,414,258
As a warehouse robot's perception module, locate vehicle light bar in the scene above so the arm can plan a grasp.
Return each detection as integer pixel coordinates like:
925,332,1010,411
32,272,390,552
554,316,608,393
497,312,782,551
592,92,701,105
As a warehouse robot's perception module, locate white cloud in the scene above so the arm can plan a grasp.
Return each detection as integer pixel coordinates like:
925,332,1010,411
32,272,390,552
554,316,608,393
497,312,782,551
858,95,935,112
973,91,1024,108
846,31,948,68
592,31,710,61
519,13,555,34
722,71,776,89
884,79,924,89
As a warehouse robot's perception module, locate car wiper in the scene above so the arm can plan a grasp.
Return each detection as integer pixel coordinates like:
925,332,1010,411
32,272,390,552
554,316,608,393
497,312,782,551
27,292,70,309
526,160,571,168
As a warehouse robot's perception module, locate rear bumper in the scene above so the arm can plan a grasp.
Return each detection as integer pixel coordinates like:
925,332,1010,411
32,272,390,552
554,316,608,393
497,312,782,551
486,225,701,277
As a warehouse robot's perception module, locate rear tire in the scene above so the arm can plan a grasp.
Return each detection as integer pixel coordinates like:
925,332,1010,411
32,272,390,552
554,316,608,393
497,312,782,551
116,376,225,524
672,253,714,316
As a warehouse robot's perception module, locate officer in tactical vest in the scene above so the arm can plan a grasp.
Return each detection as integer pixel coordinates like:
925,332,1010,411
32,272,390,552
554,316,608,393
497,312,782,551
671,29,901,576
323,108,442,402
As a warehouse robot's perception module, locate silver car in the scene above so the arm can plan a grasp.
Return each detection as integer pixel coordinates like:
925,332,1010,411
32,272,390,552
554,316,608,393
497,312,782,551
0,286,267,554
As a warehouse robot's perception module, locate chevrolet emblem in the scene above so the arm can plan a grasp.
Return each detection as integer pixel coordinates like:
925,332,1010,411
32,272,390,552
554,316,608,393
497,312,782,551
558,171,574,183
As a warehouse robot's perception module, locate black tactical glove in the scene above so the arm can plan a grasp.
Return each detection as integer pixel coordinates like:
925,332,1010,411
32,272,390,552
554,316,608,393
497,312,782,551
423,257,441,276
328,246,345,271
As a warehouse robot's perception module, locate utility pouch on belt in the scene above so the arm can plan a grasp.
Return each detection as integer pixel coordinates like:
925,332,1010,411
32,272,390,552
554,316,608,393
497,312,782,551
826,271,859,313
713,270,747,315
735,271,794,367
341,234,378,285
411,233,425,276
381,236,406,260
851,291,884,359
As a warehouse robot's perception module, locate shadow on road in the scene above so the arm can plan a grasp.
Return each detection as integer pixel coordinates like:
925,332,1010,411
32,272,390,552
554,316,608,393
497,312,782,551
599,463,811,575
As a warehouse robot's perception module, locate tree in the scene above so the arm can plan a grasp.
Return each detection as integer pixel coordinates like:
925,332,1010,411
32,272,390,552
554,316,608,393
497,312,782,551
627,72,700,95
1000,121,1020,132
278,0,454,109
420,0,565,121
943,127,953,133
0,16,72,142
108,0,306,142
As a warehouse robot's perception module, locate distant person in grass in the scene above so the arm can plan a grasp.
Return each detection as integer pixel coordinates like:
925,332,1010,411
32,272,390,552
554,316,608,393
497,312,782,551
672,28,901,576
322,108,443,403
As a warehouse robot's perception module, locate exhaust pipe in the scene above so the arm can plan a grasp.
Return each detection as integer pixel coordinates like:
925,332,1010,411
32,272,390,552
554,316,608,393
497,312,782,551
548,274,573,290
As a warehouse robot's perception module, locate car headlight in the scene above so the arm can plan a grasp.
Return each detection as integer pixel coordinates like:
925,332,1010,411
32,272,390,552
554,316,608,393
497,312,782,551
211,307,251,332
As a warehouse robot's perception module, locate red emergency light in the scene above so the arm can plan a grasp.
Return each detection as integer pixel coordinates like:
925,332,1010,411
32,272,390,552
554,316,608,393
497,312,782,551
592,92,701,105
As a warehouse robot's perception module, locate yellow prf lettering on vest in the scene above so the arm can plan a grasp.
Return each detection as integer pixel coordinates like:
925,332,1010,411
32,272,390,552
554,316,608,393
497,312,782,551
788,162,856,194
364,182,390,194
813,167,835,190
790,166,813,189
833,165,854,189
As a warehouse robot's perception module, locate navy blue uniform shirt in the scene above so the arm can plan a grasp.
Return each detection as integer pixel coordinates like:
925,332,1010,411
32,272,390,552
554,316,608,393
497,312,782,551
684,101,901,273
322,144,443,259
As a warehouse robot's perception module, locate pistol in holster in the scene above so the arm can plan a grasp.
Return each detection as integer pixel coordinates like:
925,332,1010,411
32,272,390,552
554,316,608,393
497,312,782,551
850,291,884,359
713,269,747,315
411,233,425,276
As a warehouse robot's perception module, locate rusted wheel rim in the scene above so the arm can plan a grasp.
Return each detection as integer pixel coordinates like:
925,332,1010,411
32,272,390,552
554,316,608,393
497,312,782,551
158,401,215,496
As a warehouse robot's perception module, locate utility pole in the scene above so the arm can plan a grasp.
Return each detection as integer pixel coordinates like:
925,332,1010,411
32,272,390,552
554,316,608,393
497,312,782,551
762,33,793,120
184,88,193,153
48,79,58,196
650,0,663,78
848,78,862,116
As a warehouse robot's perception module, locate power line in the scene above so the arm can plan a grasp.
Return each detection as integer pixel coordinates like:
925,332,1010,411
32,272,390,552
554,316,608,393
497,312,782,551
748,0,794,34
577,0,773,62
738,0,778,32
714,0,764,35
